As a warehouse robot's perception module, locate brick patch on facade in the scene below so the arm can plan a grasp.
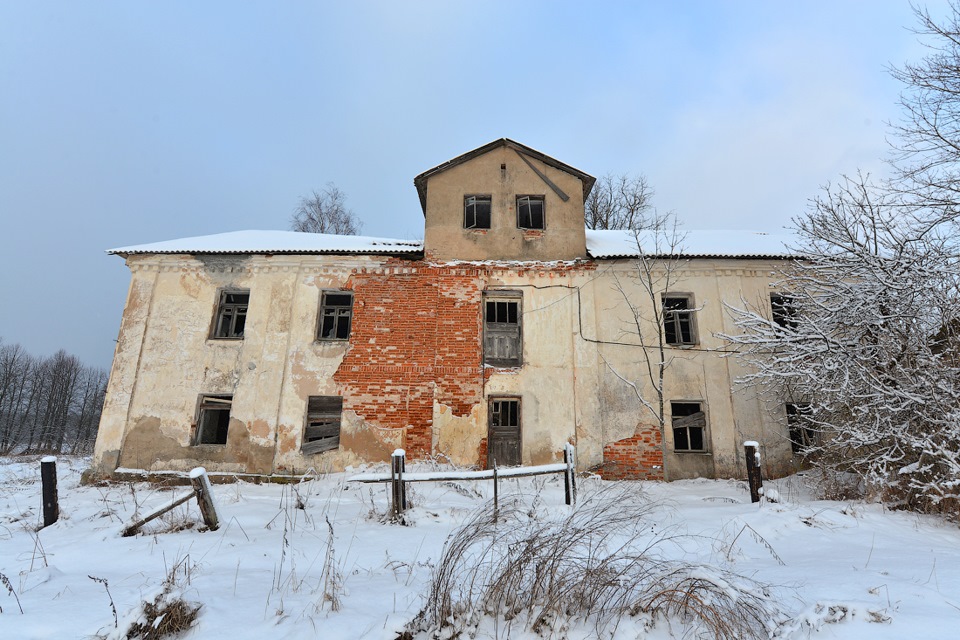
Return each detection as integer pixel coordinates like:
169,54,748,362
600,428,664,481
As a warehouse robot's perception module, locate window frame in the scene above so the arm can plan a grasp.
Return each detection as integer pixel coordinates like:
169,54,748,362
786,402,815,454
317,290,354,342
464,195,492,230
193,394,233,445
516,195,545,230
662,293,697,346
302,395,342,455
770,293,798,330
483,291,523,367
211,289,250,340
670,401,707,453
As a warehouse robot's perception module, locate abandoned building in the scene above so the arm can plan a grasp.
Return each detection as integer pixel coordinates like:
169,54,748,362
91,138,799,482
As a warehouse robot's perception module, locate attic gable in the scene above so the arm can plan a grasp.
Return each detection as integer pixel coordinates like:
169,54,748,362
413,138,596,215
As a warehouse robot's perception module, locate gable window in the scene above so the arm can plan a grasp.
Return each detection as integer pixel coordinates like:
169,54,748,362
770,294,798,330
464,195,492,229
662,294,696,345
212,290,249,339
302,396,342,455
484,292,522,367
318,291,353,341
786,403,815,454
517,195,545,230
194,395,232,445
671,402,706,452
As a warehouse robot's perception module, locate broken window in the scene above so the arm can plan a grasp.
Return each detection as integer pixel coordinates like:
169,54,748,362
318,291,353,341
770,294,798,330
517,195,545,229
662,295,696,345
212,290,249,339
464,195,492,229
302,396,342,455
786,403,815,454
194,395,232,445
484,293,522,367
671,401,706,452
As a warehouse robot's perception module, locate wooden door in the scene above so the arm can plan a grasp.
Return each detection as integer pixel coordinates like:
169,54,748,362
488,398,521,467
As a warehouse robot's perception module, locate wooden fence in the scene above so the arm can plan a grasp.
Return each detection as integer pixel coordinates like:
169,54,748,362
349,443,578,518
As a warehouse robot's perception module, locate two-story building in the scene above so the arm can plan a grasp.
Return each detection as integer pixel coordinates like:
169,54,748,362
91,139,797,481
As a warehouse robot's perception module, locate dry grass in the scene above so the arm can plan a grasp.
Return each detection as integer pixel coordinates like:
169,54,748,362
406,484,784,639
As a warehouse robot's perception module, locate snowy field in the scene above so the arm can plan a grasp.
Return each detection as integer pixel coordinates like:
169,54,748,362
1,456,958,639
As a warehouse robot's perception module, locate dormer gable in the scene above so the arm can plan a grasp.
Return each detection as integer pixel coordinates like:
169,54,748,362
415,139,596,261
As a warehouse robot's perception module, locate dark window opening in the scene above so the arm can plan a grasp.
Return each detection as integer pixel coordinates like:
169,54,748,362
484,294,522,367
464,195,492,229
786,403,815,454
671,401,706,452
663,295,696,345
213,290,249,339
302,396,342,455
771,294,798,330
517,195,545,229
319,291,353,340
195,395,232,445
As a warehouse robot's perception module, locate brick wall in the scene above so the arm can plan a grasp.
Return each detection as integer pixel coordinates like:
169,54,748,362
600,428,664,480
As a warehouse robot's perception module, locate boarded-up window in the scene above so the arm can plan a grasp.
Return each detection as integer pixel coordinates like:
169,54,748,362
318,292,353,341
212,290,249,339
464,195,492,229
662,294,696,345
195,395,232,445
671,401,706,452
484,293,522,367
302,396,342,454
517,195,545,229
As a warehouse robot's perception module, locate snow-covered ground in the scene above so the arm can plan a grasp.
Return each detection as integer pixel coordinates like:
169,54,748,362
1,456,958,639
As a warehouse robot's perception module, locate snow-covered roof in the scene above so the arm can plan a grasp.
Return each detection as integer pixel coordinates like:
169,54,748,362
585,229,795,259
107,230,424,256
108,228,795,260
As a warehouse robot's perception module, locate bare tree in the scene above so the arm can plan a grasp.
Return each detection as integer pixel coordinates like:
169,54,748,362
601,212,689,456
289,183,363,235
584,173,654,230
724,174,960,516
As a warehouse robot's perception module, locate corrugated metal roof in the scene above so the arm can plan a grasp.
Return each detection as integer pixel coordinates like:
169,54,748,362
107,230,423,256
585,229,795,259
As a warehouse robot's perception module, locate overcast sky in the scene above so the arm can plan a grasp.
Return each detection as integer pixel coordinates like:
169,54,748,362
0,1,951,370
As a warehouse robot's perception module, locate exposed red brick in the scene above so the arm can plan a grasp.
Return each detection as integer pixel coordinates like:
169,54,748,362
600,427,664,481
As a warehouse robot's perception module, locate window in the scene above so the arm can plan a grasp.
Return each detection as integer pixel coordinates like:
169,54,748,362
212,290,249,339
671,402,706,452
302,396,342,454
517,195,545,229
662,295,696,345
194,395,232,445
484,293,522,367
786,403,815,454
318,291,353,341
770,294,798,330
464,195,492,229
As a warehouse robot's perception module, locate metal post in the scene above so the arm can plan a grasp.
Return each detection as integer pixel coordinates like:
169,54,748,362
563,444,576,506
41,456,59,528
391,449,406,517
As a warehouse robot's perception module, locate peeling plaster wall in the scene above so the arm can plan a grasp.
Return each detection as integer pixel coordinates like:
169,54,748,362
93,249,796,482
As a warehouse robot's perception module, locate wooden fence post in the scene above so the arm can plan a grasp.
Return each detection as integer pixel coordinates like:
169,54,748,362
563,444,577,506
189,467,220,531
41,456,59,528
492,460,499,516
391,449,407,517
744,441,763,503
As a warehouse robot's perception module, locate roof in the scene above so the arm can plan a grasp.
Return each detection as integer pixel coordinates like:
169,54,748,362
107,230,423,257
585,229,795,259
109,228,794,260
413,138,596,215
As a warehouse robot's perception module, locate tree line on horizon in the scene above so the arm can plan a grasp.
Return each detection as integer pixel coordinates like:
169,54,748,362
0,338,107,455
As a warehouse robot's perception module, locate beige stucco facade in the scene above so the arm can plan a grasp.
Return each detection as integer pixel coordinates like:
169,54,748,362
92,139,798,481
